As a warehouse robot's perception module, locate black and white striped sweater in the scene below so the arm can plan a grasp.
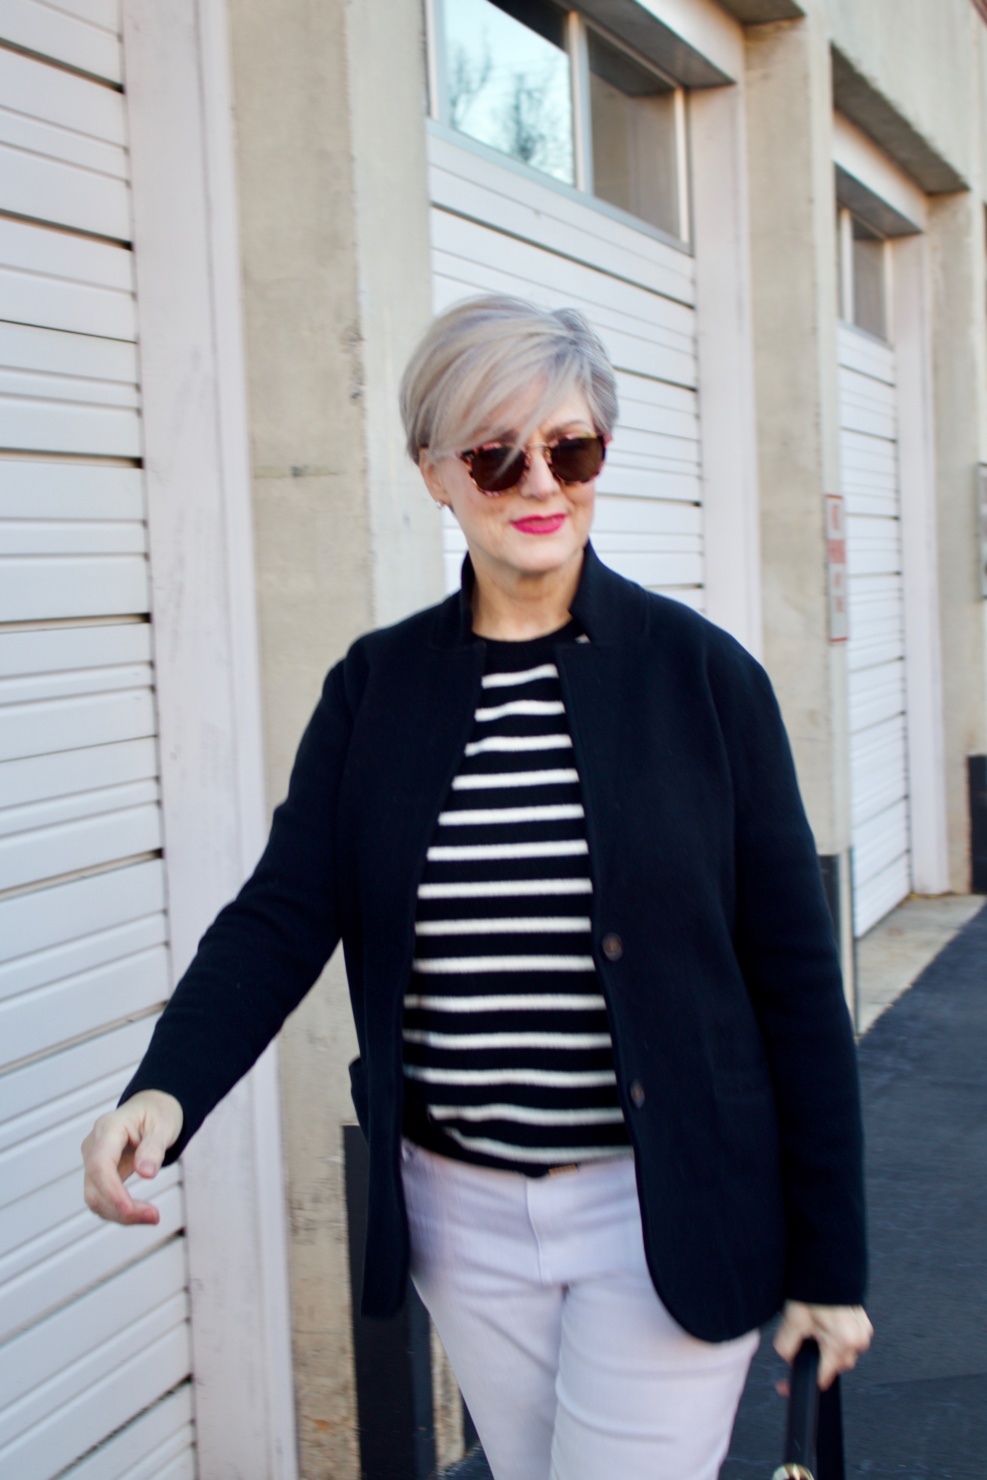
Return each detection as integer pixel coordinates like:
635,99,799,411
402,622,630,1174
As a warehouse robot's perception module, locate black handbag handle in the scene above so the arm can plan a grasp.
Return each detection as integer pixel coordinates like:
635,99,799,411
771,1339,846,1480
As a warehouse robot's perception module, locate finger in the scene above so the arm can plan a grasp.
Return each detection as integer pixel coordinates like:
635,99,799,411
82,1113,154,1224
84,1162,161,1224
817,1312,873,1385
118,1194,162,1225
817,1348,840,1390
817,1343,857,1390
816,1325,871,1389
773,1313,810,1364
855,1309,875,1352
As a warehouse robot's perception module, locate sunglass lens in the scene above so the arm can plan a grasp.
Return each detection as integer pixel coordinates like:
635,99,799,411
550,436,605,484
469,446,528,493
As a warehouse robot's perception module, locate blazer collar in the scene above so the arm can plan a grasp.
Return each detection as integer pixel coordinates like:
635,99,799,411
430,541,648,648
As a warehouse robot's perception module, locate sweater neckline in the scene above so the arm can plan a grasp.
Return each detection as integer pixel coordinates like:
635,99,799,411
475,618,582,655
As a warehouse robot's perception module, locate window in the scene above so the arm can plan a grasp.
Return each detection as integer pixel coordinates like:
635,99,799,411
837,204,889,341
851,220,887,339
442,0,574,184
586,28,679,235
431,0,686,239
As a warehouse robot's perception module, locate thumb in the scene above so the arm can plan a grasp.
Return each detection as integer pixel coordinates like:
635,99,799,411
133,1124,170,1179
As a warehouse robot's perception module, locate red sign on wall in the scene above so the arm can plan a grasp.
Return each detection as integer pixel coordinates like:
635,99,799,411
826,494,848,643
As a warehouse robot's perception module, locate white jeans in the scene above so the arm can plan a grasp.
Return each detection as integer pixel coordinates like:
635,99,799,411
401,1142,758,1480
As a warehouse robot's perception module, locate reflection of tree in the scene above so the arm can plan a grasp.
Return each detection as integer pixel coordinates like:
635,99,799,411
445,27,573,184
448,42,492,130
499,68,571,179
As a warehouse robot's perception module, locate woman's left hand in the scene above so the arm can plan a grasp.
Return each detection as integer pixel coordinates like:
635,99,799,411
774,1300,873,1389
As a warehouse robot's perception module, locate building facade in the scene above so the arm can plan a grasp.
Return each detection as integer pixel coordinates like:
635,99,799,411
1,0,985,1475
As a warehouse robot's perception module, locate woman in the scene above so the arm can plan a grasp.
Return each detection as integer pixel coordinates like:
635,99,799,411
83,295,871,1480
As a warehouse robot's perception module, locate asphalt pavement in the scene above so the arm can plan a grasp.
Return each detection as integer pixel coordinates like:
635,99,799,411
723,899,987,1479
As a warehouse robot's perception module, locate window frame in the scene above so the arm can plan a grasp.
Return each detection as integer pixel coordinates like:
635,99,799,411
837,202,893,343
424,0,691,246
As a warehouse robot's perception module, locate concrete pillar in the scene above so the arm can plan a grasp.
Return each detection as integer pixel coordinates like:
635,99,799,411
743,10,855,992
344,2,445,627
928,188,987,890
224,0,439,1472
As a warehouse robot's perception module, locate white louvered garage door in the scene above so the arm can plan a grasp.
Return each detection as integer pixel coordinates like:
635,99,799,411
0,5,194,1478
838,322,911,937
428,133,703,610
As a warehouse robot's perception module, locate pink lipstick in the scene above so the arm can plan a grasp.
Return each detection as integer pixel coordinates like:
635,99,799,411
511,514,566,535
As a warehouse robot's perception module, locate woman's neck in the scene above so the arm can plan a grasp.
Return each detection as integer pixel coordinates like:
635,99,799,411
469,550,584,641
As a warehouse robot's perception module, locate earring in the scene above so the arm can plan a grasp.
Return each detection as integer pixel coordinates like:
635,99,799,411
433,501,444,509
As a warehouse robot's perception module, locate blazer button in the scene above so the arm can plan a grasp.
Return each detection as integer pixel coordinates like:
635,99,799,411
601,932,623,962
629,1079,646,1109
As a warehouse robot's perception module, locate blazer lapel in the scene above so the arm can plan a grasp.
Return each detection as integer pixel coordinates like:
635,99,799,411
555,638,643,912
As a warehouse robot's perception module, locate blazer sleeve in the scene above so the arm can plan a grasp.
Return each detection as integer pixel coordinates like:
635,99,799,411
119,661,352,1161
715,648,867,1306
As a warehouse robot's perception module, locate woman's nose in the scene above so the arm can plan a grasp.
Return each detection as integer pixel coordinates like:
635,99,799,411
519,447,558,498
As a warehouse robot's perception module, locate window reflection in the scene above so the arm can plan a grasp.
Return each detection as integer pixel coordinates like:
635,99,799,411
587,28,679,237
441,0,575,185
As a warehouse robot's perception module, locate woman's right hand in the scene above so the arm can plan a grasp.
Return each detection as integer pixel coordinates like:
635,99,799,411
82,1090,184,1225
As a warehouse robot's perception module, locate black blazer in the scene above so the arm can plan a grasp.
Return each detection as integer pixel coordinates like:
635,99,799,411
125,544,866,1343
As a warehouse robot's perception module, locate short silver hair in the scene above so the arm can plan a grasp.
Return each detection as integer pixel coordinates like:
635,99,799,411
400,294,619,463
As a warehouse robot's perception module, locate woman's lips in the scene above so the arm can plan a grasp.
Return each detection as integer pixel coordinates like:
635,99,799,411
511,514,566,535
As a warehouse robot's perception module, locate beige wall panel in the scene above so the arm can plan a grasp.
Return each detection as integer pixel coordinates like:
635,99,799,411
0,142,130,241
55,1388,194,1480
0,1016,155,1124
1,943,168,1062
928,190,987,889
428,132,697,303
228,0,372,780
0,0,122,83
0,1167,179,1292
0,1183,182,1339
0,737,156,816
227,0,434,1471
344,0,442,628
828,0,980,190
0,1242,186,1420
981,27,987,206
743,10,857,996
743,14,846,852
0,1323,190,1480
0,45,125,142
0,628,151,684
1,689,155,763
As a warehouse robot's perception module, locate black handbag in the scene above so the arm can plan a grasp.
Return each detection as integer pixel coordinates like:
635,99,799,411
771,1339,846,1480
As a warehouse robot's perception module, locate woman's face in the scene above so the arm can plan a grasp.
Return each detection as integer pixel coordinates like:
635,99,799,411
420,390,601,593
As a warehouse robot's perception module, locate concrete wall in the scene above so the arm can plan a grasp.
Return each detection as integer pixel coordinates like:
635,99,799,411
742,7,855,974
827,0,980,189
224,0,439,1473
744,10,840,831
344,1,445,627
928,188,987,888
981,24,987,205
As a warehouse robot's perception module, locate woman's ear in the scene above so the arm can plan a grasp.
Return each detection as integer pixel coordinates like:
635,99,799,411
418,451,448,508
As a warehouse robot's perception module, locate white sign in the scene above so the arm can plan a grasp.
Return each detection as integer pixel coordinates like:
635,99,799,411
826,494,848,643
